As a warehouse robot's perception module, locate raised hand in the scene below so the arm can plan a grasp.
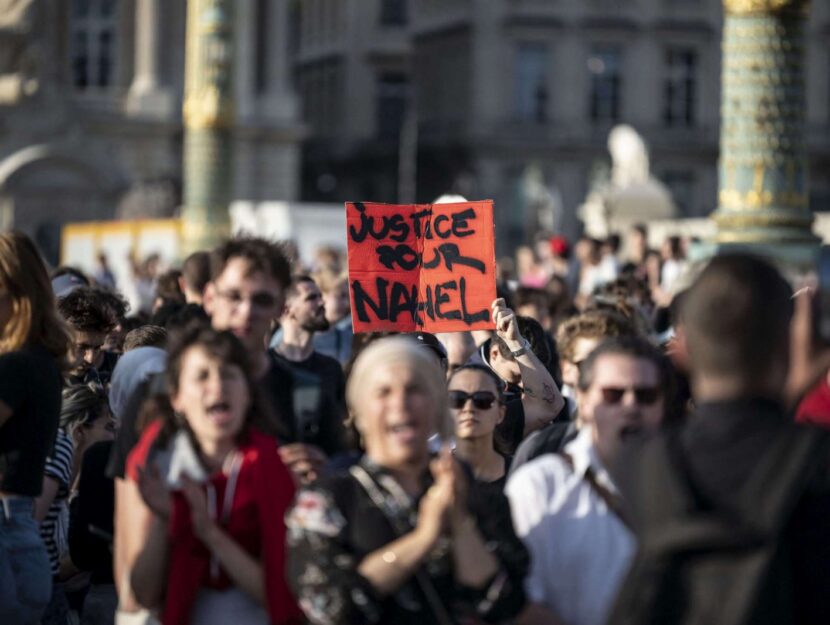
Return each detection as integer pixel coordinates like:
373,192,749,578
492,298,521,344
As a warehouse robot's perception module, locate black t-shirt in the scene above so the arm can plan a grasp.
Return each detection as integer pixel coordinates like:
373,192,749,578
69,440,114,584
495,380,525,456
0,345,63,496
269,350,346,457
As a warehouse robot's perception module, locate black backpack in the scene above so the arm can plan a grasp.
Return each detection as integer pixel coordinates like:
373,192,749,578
609,426,829,625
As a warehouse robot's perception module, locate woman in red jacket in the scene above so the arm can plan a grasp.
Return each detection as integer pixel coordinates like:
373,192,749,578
126,323,301,625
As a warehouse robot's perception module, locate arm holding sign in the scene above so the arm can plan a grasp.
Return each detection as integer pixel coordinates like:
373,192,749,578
492,299,564,435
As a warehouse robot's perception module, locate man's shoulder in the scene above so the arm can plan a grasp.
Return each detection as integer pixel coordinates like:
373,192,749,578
507,452,573,497
308,351,344,374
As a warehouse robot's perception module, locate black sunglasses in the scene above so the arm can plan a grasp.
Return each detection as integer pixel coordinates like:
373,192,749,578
599,386,661,406
448,390,499,410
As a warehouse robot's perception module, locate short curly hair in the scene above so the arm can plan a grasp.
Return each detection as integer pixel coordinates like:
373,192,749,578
555,309,636,364
57,287,119,334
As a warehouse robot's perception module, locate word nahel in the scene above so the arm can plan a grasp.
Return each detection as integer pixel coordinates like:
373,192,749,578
346,201,497,333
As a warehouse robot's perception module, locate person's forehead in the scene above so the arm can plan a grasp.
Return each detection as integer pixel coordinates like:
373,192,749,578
448,368,497,391
591,354,658,386
297,281,322,298
216,258,281,292
75,329,107,345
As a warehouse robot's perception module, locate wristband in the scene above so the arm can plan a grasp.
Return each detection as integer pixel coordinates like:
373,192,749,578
510,338,531,359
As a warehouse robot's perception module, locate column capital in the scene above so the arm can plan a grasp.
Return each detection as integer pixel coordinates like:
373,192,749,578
723,0,809,15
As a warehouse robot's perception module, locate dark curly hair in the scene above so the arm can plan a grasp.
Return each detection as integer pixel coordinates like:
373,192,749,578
57,286,119,334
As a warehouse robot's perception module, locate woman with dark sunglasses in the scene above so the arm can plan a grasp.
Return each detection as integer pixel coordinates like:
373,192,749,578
448,364,511,493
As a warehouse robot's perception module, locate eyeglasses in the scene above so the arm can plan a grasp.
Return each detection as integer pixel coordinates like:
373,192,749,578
448,390,499,410
215,289,278,310
599,386,661,405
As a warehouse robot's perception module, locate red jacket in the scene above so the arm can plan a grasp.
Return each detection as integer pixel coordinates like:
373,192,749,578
127,422,302,624
796,376,830,429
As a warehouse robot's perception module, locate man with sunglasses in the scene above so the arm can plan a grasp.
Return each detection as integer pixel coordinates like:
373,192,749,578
506,336,667,625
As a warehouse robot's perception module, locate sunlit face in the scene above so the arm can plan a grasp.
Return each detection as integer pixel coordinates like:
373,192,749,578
448,369,504,441
203,258,284,355
170,346,251,450
323,281,351,324
286,281,329,332
577,354,664,466
70,329,108,378
355,360,436,471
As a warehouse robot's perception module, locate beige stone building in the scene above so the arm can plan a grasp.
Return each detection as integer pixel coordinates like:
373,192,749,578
294,0,830,252
0,0,302,264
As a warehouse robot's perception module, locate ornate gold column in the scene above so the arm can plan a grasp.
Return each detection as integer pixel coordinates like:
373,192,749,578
712,0,818,263
181,0,235,254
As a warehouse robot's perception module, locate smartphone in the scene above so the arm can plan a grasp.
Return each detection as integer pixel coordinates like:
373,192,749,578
817,246,830,343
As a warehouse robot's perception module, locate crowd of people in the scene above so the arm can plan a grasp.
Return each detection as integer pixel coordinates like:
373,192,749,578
1,221,830,625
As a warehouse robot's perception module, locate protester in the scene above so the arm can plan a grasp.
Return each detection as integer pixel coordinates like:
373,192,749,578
69,439,117,625
126,324,301,625
105,346,167,622
508,337,669,625
479,299,564,453
123,324,168,352
509,309,638,473
310,268,353,364
203,237,326,481
93,252,117,290
449,364,510,494
271,275,347,479
58,286,120,385
180,251,211,305
286,336,529,624
0,231,71,625
436,330,477,379
609,254,830,625
37,383,116,625
153,268,185,312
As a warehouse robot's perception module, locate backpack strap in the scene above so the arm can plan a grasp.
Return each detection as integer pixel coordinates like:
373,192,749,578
560,452,632,530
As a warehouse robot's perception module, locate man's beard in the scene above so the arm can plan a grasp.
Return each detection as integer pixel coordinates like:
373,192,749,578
301,316,330,333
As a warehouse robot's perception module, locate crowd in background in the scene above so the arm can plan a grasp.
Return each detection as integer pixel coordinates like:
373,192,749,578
2,219,830,625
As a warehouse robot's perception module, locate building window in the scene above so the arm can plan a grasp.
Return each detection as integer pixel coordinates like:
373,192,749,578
379,0,407,26
515,43,548,123
664,48,697,127
588,46,621,124
376,72,409,139
69,0,119,89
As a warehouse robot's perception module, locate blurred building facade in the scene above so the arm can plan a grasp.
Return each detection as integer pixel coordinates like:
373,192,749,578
0,0,302,264
293,0,830,252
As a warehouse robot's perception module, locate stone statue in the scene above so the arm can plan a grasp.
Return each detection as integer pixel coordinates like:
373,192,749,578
578,125,676,238
0,0,39,104
608,125,650,188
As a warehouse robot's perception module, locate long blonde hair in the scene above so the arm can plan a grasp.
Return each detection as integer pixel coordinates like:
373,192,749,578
0,231,71,366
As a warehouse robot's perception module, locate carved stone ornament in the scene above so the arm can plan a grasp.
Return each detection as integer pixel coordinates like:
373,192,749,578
723,0,810,15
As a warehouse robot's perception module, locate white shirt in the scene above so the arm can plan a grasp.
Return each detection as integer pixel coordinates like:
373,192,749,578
505,428,636,625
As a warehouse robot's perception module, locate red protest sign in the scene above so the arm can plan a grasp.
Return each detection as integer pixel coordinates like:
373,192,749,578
346,201,497,333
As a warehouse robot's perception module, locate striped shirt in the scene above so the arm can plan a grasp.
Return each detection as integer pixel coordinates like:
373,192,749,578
40,428,74,577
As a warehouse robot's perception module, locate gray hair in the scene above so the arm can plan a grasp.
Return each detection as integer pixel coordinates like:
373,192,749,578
346,336,451,440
